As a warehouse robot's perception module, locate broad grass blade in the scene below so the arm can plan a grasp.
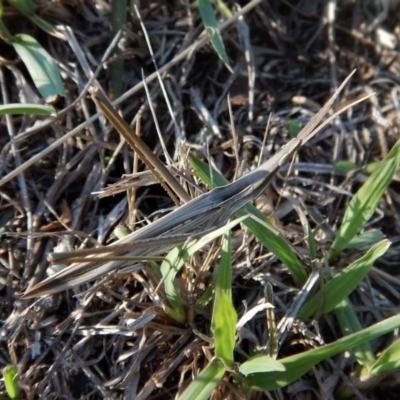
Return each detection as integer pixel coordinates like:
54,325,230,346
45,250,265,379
299,239,390,320
0,104,56,116
370,338,400,374
12,34,66,102
160,217,247,323
178,359,225,400
197,0,232,72
239,354,285,375
335,298,375,367
330,141,400,260
2,365,20,400
243,313,400,391
211,231,237,367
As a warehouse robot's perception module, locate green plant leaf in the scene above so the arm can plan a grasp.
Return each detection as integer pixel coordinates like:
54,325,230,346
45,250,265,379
161,216,248,322
0,2,13,43
346,229,384,249
334,160,359,174
196,284,214,307
330,141,400,259
335,298,375,367
178,359,226,400
0,103,56,116
211,231,237,366
161,244,187,323
11,34,66,103
8,0,56,35
28,14,57,36
288,119,301,139
300,239,390,320
370,338,400,374
197,0,232,72
239,354,286,375
2,365,20,400
335,160,379,175
244,313,400,391
212,0,232,18
8,0,35,15
188,152,307,283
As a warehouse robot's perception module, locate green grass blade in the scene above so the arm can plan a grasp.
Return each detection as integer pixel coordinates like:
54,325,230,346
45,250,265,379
188,152,307,283
346,230,384,249
334,160,359,174
8,0,35,14
0,2,14,43
178,359,226,400
196,0,232,72
161,216,248,322
196,284,214,307
244,313,400,391
241,212,307,283
188,151,245,190
212,0,232,18
370,338,400,374
211,231,237,366
239,354,285,375
0,103,56,116
8,0,56,35
11,34,66,103
161,244,187,323
28,14,57,36
288,119,301,139
335,160,379,175
330,141,400,260
335,298,375,367
299,239,390,320
2,366,20,400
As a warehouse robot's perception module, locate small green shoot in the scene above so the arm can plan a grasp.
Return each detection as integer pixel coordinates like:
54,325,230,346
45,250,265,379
300,239,390,320
243,313,400,391
239,354,285,375
7,0,35,15
334,160,359,174
178,359,226,400
0,104,56,116
335,298,375,367
2,366,20,400
330,141,400,260
288,119,301,139
11,34,66,103
346,229,384,249
0,3,13,43
161,244,187,323
8,0,57,35
197,0,232,72
0,2,65,103
335,160,380,175
370,338,400,374
211,231,237,366
160,216,248,323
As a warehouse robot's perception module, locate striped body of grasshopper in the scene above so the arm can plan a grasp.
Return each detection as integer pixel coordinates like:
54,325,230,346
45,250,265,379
23,71,366,298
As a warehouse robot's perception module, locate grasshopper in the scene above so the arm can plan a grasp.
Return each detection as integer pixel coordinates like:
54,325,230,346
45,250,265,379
23,71,366,298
